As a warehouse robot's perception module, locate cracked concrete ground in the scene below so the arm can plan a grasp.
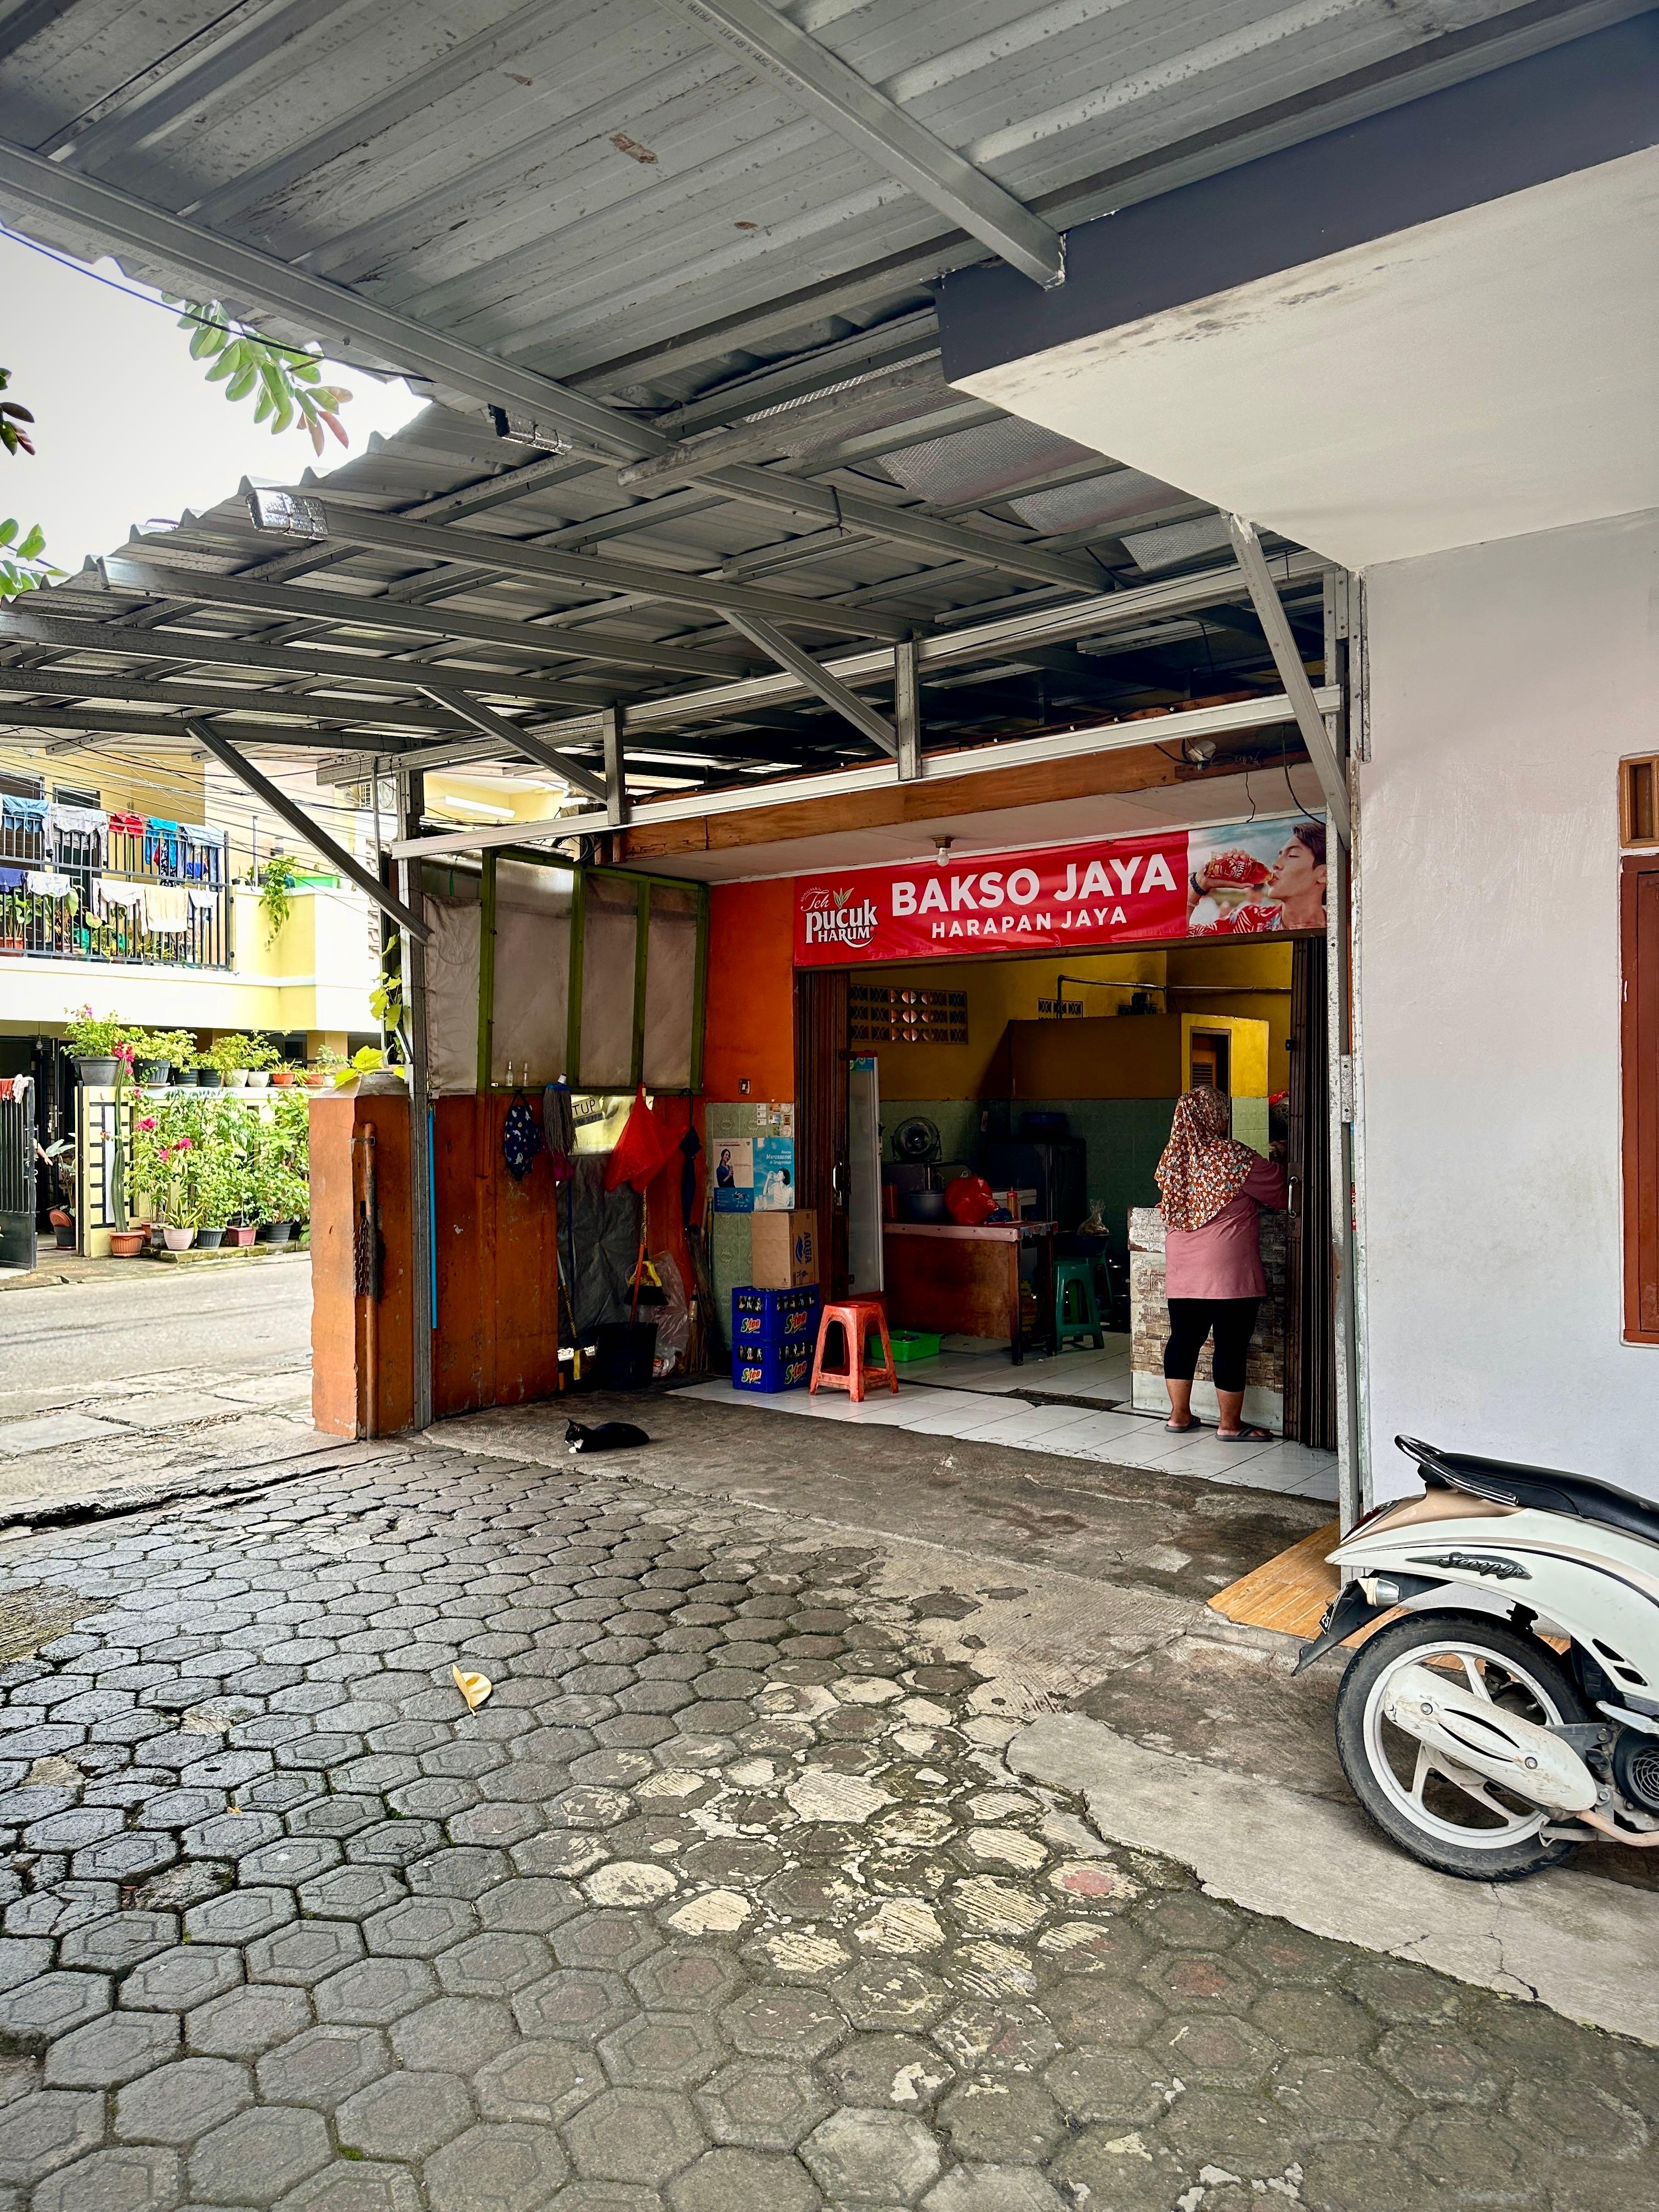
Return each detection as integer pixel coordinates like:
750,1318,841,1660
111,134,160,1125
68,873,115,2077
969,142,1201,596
0,1411,1649,2212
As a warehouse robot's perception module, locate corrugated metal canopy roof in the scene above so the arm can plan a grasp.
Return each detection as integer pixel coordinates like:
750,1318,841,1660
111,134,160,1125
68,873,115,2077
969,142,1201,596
0,0,1609,806
0,0,1615,404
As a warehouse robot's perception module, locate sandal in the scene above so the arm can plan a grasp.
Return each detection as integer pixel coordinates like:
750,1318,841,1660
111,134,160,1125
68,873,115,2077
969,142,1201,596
1216,1425,1274,1442
1164,1416,1203,1433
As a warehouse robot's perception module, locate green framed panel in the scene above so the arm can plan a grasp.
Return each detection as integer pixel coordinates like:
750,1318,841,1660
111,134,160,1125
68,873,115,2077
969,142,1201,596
476,851,498,1092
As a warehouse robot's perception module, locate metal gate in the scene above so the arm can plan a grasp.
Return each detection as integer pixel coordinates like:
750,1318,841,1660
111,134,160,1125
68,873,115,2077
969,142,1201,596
0,1079,36,1273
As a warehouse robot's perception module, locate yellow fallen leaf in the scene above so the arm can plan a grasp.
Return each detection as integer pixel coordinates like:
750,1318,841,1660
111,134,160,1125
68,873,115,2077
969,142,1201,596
452,1665,493,1712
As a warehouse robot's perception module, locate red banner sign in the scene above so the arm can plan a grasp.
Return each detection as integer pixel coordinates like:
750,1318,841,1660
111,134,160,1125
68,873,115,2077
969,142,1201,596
793,814,1326,967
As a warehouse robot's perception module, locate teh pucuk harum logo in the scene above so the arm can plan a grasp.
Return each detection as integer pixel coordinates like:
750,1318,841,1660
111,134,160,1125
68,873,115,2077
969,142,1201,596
803,885,878,950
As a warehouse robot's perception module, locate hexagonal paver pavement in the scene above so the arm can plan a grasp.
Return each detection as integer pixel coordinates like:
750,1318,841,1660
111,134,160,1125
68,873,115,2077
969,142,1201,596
0,1426,1643,2212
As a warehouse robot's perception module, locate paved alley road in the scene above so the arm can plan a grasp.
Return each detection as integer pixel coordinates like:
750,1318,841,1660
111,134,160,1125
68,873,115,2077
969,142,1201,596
0,1428,1646,2212
0,1263,312,1410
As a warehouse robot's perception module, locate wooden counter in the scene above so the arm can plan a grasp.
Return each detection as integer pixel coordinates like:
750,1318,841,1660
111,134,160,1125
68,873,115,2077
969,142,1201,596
882,1220,1056,1364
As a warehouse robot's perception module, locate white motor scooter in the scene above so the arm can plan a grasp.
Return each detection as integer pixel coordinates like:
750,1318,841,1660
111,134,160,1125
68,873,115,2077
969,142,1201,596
1297,1436,1659,1879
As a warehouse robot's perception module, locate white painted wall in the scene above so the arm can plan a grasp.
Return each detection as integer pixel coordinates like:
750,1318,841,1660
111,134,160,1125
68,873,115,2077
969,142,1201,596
1358,506,1659,1499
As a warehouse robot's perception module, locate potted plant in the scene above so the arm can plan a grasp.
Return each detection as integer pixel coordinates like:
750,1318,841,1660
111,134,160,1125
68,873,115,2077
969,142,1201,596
63,1006,129,1086
240,1035,282,1091
304,1045,344,1091
130,1029,190,1087
109,1227,146,1258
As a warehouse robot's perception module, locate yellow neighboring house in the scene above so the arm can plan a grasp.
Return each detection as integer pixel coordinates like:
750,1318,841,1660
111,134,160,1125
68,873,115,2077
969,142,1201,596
0,745,379,1064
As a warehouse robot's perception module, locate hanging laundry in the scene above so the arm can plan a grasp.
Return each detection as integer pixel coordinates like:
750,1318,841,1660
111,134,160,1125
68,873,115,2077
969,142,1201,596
605,1086,672,1194
25,871,74,899
0,866,26,893
143,884,191,934
543,1081,575,1184
98,881,146,916
1,794,47,834
186,887,218,913
180,825,219,879
47,804,108,859
501,1091,545,1182
106,811,144,838
679,1123,703,1232
143,819,182,871
0,1077,14,1102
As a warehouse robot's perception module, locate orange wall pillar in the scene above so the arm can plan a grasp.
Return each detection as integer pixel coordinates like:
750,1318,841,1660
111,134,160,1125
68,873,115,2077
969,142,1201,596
309,1090,417,1438
704,879,797,1101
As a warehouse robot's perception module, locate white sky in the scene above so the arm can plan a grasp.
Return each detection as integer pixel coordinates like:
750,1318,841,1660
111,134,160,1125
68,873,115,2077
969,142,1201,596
0,227,428,574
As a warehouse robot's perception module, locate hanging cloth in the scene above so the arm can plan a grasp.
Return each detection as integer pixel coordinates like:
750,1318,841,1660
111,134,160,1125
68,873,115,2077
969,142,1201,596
542,1081,575,1185
679,1124,703,1233
98,881,146,913
25,870,73,899
47,804,107,859
0,794,47,833
501,1090,545,1182
605,1086,672,1194
186,887,218,913
0,866,26,892
106,811,144,838
143,818,182,871
143,884,191,934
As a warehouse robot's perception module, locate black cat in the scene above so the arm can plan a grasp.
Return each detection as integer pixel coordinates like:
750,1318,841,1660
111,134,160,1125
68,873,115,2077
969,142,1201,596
566,1418,651,1454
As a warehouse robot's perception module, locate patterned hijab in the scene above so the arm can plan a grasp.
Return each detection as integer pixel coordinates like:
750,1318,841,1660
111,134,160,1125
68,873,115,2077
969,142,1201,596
1156,1086,1257,1233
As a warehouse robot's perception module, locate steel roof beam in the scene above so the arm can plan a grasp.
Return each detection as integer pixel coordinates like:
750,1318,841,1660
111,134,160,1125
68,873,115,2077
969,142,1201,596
318,551,1326,780
0,658,460,733
652,0,1063,287
262,498,911,644
185,718,430,942
418,686,607,804
724,613,896,759
0,602,623,712
96,558,753,680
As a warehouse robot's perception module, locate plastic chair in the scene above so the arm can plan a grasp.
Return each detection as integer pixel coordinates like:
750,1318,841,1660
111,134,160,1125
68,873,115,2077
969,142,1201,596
809,1297,899,1402
1053,1256,1105,1350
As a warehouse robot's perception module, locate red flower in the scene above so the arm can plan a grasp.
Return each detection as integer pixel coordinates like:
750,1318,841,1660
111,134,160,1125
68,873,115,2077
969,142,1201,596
174,1136,193,1152
137,1116,156,1132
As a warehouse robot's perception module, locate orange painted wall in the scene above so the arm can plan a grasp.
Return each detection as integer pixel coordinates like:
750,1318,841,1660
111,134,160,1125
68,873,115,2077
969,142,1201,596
704,879,796,1102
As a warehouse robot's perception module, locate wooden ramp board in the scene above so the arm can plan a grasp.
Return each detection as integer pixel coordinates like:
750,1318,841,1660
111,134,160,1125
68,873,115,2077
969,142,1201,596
1207,1521,1341,1639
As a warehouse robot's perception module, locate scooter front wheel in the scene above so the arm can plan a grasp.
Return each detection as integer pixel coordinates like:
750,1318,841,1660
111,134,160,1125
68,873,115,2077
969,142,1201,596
1335,1611,1588,1881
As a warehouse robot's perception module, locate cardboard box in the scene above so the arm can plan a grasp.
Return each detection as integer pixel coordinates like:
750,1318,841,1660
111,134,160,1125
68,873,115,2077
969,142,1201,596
750,1209,818,1289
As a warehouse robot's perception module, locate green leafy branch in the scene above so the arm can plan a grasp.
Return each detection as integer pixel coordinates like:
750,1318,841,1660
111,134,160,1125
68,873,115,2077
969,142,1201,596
168,300,353,457
0,366,58,601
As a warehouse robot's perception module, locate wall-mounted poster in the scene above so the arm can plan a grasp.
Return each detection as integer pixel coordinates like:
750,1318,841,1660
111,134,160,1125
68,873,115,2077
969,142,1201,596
792,814,1327,966
712,1134,798,1212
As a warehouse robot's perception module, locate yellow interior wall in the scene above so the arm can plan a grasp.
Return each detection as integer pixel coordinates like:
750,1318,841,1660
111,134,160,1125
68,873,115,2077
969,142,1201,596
1181,1013,1269,1096
864,939,1293,1102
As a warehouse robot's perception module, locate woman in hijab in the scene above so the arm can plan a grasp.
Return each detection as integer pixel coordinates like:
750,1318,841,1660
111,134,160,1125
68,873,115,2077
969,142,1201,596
1155,1085,1286,1441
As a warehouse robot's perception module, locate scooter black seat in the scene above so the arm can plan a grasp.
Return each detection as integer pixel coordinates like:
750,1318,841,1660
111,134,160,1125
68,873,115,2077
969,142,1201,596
1397,1436,1659,1550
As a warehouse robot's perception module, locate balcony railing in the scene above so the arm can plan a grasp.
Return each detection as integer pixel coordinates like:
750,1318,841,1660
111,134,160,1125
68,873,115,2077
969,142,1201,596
0,817,232,970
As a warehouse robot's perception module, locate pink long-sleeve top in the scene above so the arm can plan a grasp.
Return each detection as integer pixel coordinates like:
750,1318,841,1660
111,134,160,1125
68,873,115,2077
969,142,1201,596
1163,1156,1286,1300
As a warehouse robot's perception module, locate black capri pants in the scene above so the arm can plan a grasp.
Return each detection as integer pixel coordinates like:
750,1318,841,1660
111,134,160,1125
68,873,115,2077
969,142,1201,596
1164,1296,1260,1394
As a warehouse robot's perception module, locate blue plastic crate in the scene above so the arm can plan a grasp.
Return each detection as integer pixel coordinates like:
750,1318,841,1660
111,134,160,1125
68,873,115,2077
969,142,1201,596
731,1284,821,1345
731,1333,816,1393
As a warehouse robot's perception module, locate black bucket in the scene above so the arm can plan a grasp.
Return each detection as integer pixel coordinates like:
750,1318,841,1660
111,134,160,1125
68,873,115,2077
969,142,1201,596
592,1322,657,1391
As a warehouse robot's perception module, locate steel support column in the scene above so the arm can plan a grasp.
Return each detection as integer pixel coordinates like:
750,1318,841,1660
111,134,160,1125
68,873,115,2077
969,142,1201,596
603,706,629,830
894,639,921,782
398,770,434,1432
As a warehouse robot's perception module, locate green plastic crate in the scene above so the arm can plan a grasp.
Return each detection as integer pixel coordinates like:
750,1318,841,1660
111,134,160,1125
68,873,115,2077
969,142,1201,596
888,1329,943,1363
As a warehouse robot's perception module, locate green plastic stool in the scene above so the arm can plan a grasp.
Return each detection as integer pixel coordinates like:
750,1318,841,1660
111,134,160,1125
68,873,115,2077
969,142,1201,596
1053,1256,1105,1350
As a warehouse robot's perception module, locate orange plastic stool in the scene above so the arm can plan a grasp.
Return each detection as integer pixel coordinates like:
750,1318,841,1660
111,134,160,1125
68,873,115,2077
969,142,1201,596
809,1297,899,1402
